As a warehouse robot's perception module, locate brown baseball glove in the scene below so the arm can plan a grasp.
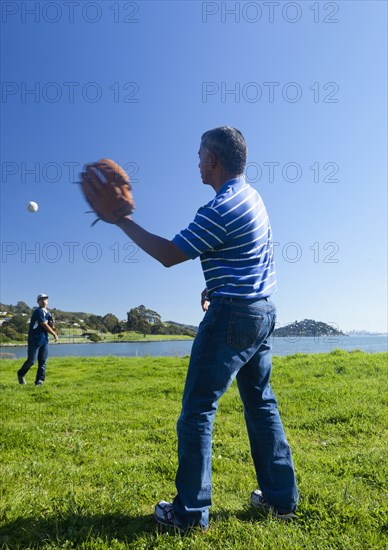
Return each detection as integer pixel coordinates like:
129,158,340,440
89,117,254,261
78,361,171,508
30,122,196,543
80,159,135,226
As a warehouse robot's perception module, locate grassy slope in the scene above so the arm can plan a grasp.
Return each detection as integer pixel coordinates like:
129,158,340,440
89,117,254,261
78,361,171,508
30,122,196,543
0,351,387,549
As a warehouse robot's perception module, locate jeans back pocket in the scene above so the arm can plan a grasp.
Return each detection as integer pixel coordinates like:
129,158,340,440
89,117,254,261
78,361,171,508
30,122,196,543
227,311,264,352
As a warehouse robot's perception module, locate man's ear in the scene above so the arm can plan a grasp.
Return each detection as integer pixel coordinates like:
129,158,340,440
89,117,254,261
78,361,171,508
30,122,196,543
203,152,216,173
206,151,218,169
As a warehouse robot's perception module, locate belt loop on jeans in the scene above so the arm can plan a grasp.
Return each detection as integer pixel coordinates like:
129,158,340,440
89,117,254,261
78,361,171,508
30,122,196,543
209,295,270,303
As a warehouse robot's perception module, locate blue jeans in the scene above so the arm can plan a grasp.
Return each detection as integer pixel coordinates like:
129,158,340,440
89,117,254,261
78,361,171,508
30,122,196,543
173,297,298,528
18,337,49,383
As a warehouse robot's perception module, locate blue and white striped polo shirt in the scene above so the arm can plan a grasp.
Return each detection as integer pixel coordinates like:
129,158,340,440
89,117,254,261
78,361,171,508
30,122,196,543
172,176,277,299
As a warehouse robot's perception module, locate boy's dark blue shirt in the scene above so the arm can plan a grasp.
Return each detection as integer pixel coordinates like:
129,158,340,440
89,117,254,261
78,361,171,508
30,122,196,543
28,307,52,343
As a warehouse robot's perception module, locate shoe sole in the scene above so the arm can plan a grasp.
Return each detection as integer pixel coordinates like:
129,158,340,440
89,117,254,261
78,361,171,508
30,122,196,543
251,492,296,521
153,516,209,535
153,516,187,534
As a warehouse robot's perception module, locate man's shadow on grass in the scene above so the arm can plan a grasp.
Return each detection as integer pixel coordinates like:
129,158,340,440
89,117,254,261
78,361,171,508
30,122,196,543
0,512,155,549
0,507,286,548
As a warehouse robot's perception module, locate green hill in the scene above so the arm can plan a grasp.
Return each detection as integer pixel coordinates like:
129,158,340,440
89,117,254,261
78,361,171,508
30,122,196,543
274,319,345,337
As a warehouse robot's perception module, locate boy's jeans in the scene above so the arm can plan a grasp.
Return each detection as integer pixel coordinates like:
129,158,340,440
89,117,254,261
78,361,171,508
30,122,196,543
173,296,298,528
18,338,48,383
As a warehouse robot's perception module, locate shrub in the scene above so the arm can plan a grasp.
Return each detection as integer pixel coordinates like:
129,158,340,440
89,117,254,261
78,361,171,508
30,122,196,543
87,333,101,342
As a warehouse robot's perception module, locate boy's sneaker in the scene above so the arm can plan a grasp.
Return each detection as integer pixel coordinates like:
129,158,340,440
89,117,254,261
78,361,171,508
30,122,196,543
250,489,296,521
17,374,26,385
35,380,44,386
154,501,208,534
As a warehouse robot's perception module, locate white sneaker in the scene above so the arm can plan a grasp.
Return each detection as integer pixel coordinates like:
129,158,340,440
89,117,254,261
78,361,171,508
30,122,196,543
251,489,297,521
154,501,208,533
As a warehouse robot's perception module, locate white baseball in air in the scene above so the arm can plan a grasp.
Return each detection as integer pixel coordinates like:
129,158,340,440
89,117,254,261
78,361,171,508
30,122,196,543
27,201,39,213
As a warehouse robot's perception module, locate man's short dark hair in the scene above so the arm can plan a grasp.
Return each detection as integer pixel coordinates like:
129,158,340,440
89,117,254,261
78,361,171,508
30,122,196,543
201,126,247,174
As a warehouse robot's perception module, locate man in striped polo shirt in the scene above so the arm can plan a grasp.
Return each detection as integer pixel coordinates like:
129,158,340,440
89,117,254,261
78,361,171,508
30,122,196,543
115,127,299,531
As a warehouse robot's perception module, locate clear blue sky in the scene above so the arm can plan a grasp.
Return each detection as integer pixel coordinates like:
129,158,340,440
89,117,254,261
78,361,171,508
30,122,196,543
1,0,387,332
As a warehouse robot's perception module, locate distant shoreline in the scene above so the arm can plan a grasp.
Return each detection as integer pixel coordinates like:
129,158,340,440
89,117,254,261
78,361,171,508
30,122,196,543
1,334,386,349
0,338,194,348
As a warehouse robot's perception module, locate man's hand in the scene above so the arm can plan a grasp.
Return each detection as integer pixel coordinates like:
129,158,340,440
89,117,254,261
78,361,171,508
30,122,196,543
201,288,210,312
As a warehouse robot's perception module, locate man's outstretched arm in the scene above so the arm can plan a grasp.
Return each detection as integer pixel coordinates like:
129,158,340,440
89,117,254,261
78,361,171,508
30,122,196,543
116,216,189,268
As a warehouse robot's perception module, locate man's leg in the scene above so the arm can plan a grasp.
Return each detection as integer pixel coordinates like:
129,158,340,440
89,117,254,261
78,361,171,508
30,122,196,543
236,309,298,513
35,343,48,384
171,297,276,528
172,301,235,529
18,342,38,380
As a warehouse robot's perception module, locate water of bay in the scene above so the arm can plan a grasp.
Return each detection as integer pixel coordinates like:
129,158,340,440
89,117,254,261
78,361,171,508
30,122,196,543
2,335,387,360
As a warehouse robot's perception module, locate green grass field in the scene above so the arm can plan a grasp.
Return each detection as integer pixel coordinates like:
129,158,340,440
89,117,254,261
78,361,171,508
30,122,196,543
55,330,194,344
1,351,387,549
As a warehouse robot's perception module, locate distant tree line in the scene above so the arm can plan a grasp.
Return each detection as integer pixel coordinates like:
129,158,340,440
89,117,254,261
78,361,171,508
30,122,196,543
126,305,196,337
0,302,196,342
